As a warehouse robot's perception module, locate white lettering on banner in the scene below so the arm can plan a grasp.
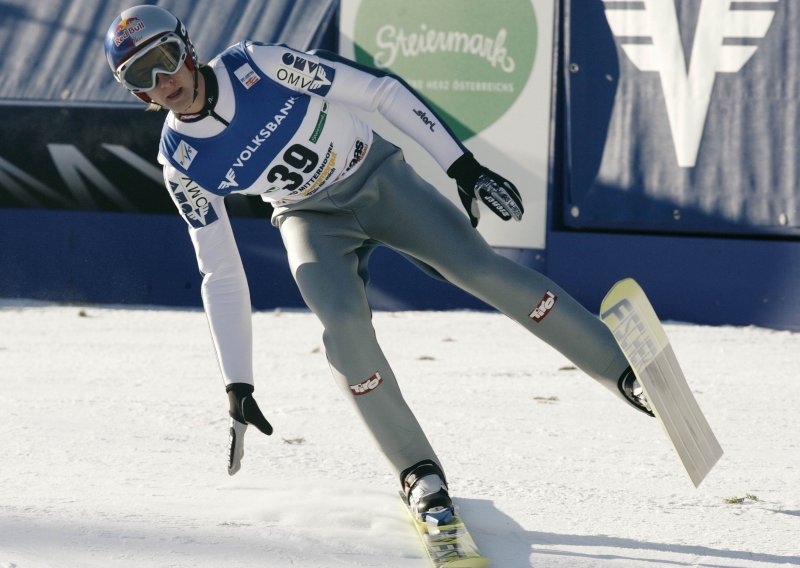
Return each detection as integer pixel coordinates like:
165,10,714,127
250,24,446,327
218,97,298,190
605,0,777,168
0,154,72,208
1,144,168,210
102,144,163,183
48,144,136,211
374,24,516,72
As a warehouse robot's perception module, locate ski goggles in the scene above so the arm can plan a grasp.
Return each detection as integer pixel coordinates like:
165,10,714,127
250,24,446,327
116,34,186,92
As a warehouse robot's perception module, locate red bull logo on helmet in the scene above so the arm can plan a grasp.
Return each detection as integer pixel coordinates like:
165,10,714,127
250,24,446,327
113,17,146,47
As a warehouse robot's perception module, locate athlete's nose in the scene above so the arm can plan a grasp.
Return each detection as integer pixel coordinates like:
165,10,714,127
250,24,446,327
154,72,173,89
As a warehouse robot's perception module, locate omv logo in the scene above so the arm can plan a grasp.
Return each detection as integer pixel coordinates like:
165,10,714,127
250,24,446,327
604,0,778,167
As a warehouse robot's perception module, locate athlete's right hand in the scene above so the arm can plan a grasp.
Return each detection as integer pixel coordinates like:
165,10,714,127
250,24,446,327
447,153,524,228
226,383,273,475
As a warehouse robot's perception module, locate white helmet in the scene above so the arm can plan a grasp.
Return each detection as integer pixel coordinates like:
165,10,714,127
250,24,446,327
104,5,198,103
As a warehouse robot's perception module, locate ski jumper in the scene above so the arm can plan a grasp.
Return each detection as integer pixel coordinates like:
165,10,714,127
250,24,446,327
157,42,630,478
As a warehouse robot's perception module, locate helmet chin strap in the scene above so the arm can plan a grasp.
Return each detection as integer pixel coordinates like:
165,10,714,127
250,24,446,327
177,64,200,114
190,64,199,106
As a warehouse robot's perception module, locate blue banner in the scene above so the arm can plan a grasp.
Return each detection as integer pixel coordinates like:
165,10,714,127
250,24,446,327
561,0,798,236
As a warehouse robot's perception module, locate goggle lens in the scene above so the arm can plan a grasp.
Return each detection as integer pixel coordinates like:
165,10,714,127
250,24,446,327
119,38,185,91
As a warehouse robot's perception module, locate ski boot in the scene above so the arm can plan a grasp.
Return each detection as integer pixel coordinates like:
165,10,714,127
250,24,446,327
401,459,454,526
618,367,655,416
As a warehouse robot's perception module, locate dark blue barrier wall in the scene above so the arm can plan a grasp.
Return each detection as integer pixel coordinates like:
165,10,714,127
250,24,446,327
547,231,800,331
0,207,504,312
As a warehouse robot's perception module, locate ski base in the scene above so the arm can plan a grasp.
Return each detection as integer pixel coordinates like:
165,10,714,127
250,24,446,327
600,278,723,487
403,497,490,567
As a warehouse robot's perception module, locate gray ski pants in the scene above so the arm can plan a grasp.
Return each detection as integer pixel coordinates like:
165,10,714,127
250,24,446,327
272,134,629,481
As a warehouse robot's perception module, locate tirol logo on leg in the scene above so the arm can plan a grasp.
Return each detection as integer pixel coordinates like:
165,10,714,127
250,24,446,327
350,372,383,396
529,290,557,322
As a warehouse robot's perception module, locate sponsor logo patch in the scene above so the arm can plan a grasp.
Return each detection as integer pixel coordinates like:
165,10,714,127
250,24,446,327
276,52,335,96
309,101,328,143
344,139,368,174
529,290,557,323
349,372,383,396
413,108,436,132
298,142,337,196
113,17,146,47
234,62,260,89
218,169,238,191
172,140,198,169
170,178,218,229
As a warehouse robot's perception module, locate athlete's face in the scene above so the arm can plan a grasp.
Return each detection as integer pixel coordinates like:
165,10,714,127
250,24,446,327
146,64,204,115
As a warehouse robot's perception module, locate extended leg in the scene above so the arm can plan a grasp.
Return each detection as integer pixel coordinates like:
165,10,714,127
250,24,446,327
358,153,630,395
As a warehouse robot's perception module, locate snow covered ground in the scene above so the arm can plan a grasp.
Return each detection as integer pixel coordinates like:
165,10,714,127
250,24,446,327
1,300,798,567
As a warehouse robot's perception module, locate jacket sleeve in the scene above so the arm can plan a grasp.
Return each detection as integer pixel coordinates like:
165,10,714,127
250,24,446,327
162,165,254,387
249,43,468,171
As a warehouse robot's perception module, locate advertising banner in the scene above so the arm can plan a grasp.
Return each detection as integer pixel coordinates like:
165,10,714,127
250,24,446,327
339,0,554,249
0,105,268,219
562,0,798,236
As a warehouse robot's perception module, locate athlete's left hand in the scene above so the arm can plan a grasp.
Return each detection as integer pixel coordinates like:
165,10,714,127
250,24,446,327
447,153,524,228
226,383,273,475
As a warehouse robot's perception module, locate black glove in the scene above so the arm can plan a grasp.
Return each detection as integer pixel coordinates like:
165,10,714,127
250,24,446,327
447,153,524,228
226,383,273,475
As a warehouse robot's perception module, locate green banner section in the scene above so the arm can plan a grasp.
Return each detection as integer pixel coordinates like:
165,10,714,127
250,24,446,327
352,0,537,141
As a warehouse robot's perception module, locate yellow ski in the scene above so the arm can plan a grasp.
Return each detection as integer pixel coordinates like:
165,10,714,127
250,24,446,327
403,498,490,567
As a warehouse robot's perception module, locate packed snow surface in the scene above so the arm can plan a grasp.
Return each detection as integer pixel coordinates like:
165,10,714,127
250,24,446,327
1,301,798,567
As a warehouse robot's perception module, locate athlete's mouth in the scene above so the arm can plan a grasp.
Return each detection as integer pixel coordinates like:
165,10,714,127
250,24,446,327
167,87,183,101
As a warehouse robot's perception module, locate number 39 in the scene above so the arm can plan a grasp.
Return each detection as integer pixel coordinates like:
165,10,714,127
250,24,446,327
267,144,319,191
